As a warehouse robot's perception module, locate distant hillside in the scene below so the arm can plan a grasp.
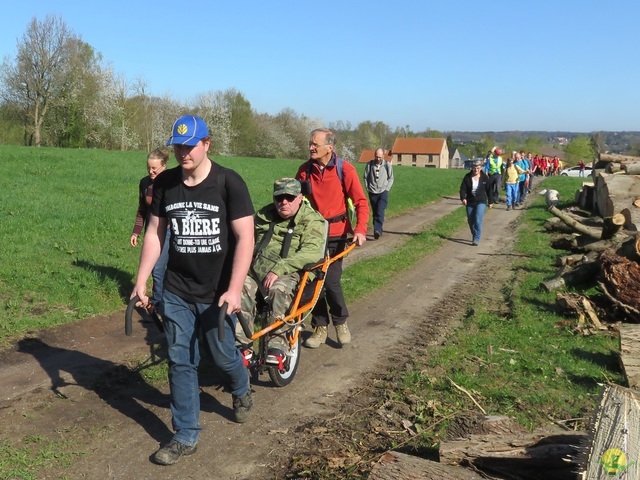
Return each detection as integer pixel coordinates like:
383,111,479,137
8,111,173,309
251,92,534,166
446,131,640,154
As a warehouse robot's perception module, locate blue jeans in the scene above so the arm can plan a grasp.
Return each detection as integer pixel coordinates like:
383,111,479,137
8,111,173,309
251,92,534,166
151,229,170,311
368,190,389,234
518,181,527,204
506,183,518,206
466,203,487,244
162,290,249,446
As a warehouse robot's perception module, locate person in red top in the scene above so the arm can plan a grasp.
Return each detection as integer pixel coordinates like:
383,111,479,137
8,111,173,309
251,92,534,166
296,128,369,348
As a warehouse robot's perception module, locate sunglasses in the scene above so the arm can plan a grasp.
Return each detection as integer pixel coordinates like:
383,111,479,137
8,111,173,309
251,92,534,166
274,194,298,203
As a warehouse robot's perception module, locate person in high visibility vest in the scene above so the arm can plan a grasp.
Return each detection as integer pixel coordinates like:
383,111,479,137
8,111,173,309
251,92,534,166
485,147,504,202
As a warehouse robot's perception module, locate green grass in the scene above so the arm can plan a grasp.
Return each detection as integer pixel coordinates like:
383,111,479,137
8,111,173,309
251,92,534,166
0,145,463,345
0,435,82,480
390,176,624,446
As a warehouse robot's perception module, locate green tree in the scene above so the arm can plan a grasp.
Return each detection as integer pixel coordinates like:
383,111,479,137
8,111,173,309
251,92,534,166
219,88,258,156
524,136,544,153
0,15,80,146
565,136,596,165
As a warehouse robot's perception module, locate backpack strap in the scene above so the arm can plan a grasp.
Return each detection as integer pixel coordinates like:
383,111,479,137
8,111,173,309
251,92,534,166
306,155,349,224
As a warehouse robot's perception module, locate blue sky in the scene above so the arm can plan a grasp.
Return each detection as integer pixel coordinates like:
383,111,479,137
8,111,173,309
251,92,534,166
1,1,638,132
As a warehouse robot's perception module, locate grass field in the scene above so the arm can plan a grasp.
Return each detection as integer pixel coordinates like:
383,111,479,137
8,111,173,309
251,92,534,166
0,145,464,345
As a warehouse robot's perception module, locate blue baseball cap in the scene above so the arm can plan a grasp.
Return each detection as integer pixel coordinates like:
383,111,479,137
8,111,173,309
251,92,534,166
166,115,209,146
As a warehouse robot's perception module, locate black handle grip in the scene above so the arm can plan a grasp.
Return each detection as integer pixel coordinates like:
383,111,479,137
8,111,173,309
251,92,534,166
218,302,228,342
125,295,140,336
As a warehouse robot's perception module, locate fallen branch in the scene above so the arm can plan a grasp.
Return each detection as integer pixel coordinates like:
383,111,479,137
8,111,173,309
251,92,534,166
448,378,486,415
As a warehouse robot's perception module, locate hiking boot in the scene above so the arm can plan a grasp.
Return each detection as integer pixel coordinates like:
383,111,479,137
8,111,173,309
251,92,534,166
506,205,511,211
304,326,327,348
153,440,197,466
232,391,253,423
374,231,381,240
265,348,285,366
335,323,351,345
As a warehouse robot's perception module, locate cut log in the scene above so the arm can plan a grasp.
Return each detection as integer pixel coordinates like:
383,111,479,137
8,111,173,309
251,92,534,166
545,217,577,234
446,414,526,440
599,153,640,163
548,206,601,239
550,235,579,251
368,451,485,480
601,213,626,240
440,430,587,480
618,324,640,389
621,206,640,232
583,384,640,479
577,183,595,211
540,262,599,292
605,162,622,174
622,160,640,175
614,234,640,261
593,172,640,221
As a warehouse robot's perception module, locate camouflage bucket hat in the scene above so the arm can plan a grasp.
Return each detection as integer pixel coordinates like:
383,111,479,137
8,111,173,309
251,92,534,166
273,178,301,196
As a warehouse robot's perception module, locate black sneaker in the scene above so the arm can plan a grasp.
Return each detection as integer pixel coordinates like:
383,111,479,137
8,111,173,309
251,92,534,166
153,440,197,466
232,391,253,423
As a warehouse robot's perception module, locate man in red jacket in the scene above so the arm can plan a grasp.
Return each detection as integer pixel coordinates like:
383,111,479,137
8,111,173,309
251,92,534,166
296,128,370,348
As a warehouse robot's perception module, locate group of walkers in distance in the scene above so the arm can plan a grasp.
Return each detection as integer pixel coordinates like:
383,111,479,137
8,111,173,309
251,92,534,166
460,146,561,247
128,115,396,466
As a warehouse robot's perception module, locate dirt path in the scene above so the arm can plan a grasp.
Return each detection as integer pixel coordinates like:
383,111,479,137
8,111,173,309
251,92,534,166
0,194,527,479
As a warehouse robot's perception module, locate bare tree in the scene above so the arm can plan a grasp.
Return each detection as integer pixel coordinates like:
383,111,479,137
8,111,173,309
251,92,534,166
0,15,79,146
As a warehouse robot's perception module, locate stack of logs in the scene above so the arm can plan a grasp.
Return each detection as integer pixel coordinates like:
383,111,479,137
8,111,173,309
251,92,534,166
543,153,640,323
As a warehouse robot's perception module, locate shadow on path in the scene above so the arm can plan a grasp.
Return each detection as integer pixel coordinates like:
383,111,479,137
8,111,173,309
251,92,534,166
17,337,172,443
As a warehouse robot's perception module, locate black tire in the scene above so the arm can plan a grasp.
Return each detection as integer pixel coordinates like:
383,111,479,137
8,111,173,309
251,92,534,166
267,332,301,387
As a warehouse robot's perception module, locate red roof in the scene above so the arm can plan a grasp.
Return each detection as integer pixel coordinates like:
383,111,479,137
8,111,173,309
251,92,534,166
358,149,392,163
391,138,445,154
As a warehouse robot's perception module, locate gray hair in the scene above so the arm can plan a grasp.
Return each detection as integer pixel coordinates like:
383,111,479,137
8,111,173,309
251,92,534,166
310,128,336,147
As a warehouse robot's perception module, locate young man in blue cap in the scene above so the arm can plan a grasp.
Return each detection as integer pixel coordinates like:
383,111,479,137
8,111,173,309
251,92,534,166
131,115,255,465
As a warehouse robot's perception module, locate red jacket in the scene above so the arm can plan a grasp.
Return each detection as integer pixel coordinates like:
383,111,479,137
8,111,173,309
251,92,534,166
296,155,370,238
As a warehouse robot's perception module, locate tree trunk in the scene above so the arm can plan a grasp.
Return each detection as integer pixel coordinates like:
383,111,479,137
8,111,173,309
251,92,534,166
439,431,587,480
368,451,485,480
548,206,601,239
540,262,599,292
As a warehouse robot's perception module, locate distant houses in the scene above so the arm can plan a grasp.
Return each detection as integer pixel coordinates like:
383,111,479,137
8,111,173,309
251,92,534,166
449,148,469,169
390,138,449,168
357,138,451,168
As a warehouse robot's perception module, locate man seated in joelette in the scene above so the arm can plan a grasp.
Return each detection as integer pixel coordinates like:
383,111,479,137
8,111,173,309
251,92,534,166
238,178,327,364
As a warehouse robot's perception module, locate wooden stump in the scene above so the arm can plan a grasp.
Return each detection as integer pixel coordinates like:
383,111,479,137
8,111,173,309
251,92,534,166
597,250,640,315
618,324,640,389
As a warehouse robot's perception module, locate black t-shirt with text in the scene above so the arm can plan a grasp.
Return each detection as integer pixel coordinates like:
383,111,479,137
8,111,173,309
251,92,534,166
151,161,254,303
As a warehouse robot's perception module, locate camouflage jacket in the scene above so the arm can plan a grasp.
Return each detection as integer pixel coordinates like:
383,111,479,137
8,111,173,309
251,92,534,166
252,200,327,280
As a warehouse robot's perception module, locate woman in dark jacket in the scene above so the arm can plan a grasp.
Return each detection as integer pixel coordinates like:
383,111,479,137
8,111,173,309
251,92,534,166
460,160,494,246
